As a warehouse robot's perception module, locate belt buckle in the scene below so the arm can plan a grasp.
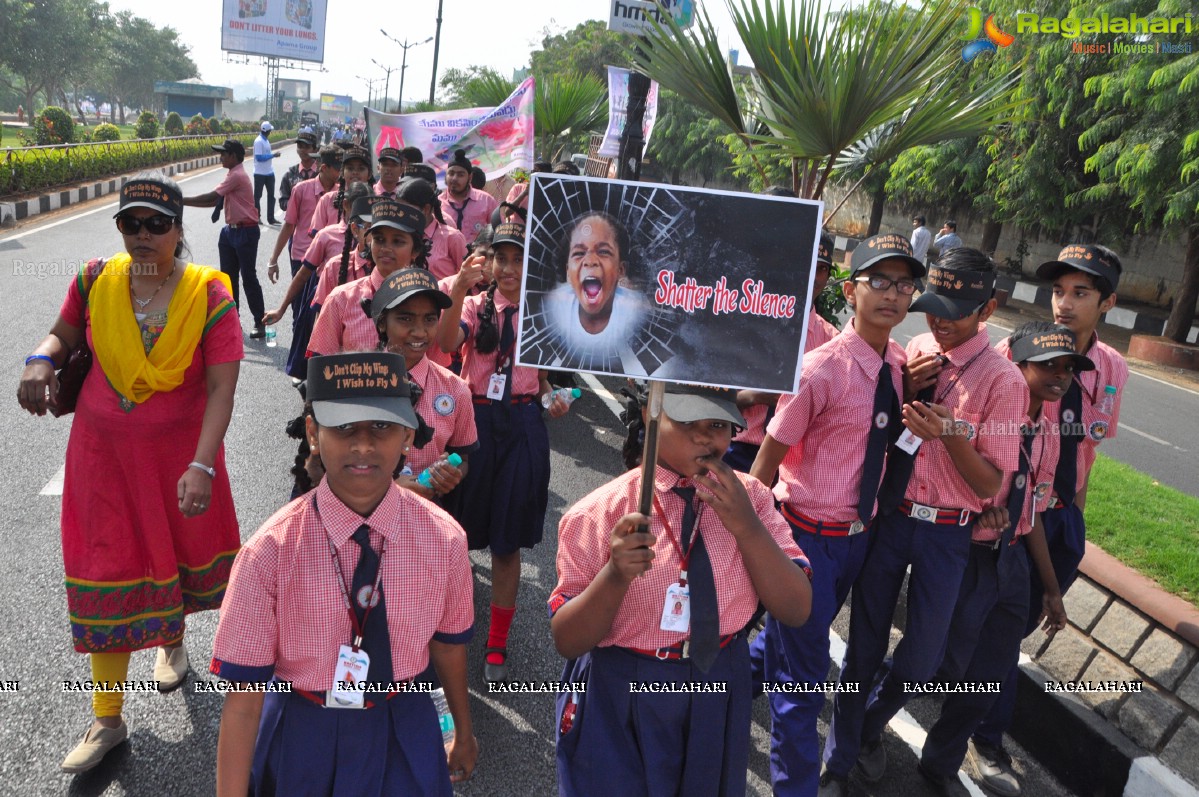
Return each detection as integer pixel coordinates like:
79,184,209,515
655,646,671,661
988,537,1001,550
959,509,972,526
849,520,865,535
908,501,937,523
680,639,691,660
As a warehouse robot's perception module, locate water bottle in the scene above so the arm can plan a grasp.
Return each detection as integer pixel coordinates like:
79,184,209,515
1097,385,1117,414
541,387,582,409
265,326,277,347
431,687,455,745
418,453,462,489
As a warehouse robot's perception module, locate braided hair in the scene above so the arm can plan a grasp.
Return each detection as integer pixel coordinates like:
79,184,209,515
336,182,371,287
474,281,502,354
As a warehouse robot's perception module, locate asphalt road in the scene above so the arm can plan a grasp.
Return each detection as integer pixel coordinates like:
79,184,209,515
0,148,1089,796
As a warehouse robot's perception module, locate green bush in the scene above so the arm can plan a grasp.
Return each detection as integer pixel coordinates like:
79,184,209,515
185,114,206,136
221,118,235,134
135,111,159,139
91,122,122,142
207,117,222,134
164,111,183,136
33,106,76,145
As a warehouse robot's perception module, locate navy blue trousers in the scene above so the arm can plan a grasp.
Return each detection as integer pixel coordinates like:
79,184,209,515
218,224,264,325
921,539,1030,776
824,510,972,776
722,441,760,473
973,503,1085,746
752,521,873,796
556,640,752,797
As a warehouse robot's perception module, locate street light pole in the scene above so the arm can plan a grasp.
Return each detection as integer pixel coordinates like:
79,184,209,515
380,30,432,112
429,0,444,105
371,59,395,113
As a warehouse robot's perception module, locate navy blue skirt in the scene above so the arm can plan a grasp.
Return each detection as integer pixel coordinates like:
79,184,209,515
251,689,452,796
455,399,549,555
285,271,320,379
556,640,752,797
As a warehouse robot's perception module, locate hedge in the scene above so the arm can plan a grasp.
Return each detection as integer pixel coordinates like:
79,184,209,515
1,131,294,197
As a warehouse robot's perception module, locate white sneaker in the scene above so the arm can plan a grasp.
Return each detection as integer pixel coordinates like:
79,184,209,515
61,720,128,773
154,645,189,692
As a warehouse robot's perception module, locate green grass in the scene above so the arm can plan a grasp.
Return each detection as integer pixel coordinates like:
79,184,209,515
1085,453,1199,608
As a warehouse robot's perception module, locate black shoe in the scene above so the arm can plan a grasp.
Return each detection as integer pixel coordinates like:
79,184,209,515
917,763,971,797
817,768,849,797
268,218,280,225
249,325,266,340
855,738,887,783
966,739,1021,796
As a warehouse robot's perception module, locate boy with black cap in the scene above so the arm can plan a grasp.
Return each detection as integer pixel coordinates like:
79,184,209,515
279,130,320,212
441,149,498,238
184,139,267,337
310,144,375,234
822,246,1027,796
397,176,467,283
967,245,1128,796
917,321,1076,795
375,147,404,198
749,233,923,796
268,145,342,289
212,351,478,794
550,383,812,797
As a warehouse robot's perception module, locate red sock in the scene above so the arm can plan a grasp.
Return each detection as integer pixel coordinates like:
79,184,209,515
486,604,515,665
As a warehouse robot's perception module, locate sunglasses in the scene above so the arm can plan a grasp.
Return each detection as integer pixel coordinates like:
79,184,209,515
116,214,177,236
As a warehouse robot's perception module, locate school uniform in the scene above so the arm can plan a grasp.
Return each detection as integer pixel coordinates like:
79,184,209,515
307,268,387,357
309,188,342,238
453,290,548,554
825,323,1028,777
921,408,1059,779
550,467,807,797
441,187,498,239
425,220,468,282
302,221,348,276
210,479,473,796
724,310,839,472
749,318,905,796
312,251,371,310
282,177,335,377
973,333,1127,748
437,275,486,375
404,357,479,476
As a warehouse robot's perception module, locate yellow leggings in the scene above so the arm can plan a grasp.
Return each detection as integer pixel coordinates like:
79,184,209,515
90,652,132,717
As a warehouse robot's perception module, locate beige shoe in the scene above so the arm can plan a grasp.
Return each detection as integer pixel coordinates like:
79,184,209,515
154,644,189,692
61,720,128,773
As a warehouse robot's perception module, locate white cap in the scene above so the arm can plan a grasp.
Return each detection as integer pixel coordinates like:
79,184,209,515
261,121,273,132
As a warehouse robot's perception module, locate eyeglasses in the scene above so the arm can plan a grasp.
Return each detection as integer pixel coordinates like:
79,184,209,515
116,214,176,236
853,275,918,295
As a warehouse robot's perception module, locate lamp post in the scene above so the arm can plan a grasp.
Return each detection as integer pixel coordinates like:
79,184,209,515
429,0,443,105
355,75,379,108
371,59,395,113
380,30,432,111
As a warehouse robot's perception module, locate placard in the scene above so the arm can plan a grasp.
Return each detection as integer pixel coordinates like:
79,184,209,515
515,174,823,393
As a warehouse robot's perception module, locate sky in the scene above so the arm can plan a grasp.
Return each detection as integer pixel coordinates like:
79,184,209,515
107,0,750,108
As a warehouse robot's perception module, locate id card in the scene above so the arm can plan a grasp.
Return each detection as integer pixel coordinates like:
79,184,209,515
326,644,369,709
896,428,923,456
486,373,507,400
659,582,691,632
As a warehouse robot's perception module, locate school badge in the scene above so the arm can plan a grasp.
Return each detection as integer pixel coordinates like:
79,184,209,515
434,394,456,416
1088,420,1109,441
953,419,977,440
875,411,889,429
1062,408,1076,424
1034,482,1051,502
1015,474,1027,489
356,584,381,610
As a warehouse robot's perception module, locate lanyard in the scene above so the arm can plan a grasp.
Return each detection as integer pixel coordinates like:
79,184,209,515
312,496,386,650
934,348,986,405
651,490,706,587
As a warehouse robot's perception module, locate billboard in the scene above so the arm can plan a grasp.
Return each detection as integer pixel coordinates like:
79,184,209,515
221,0,329,63
275,78,311,102
320,93,352,113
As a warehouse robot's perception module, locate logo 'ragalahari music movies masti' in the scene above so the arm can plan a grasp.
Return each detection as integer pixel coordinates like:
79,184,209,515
961,7,1015,62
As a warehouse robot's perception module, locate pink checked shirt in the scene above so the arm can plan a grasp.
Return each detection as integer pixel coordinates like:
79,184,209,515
309,188,342,237
426,221,468,282
210,480,473,687
312,251,371,309
214,165,258,226
767,318,906,522
735,309,840,446
549,467,806,651
405,357,478,475
973,408,1060,542
283,177,335,262
303,221,348,269
459,291,540,397
441,188,498,239
307,268,386,356
905,325,1028,513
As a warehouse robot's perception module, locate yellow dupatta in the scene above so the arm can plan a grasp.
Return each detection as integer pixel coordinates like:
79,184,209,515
88,253,233,404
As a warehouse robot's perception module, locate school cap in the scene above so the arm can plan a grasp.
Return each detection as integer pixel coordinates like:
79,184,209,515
1009,326,1095,371
401,146,423,163
1035,244,1121,291
909,265,996,320
318,146,344,168
662,384,746,430
350,195,375,224
307,352,419,429
491,221,526,248
211,139,246,161
369,198,424,234
296,131,318,147
817,232,835,267
378,147,403,163
448,149,473,172
404,163,438,186
261,121,273,132
396,176,445,225
115,178,183,217
342,145,372,166
849,234,926,278
370,268,452,319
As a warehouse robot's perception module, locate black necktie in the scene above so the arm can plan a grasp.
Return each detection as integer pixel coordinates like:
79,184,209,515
211,197,223,224
1001,427,1037,551
492,307,518,437
875,383,931,517
350,524,393,683
859,360,898,525
1055,380,1082,507
673,486,719,673
452,199,470,230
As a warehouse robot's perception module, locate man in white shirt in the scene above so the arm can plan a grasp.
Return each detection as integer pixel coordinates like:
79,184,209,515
253,121,281,225
911,214,932,263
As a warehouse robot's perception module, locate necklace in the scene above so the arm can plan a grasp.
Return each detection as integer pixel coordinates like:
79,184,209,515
130,260,177,309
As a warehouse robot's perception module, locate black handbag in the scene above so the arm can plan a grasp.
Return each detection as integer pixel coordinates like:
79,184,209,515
50,257,106,418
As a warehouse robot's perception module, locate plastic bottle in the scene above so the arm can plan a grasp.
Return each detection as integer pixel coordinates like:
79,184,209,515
431,687,455,745
541,387,582,409
418,453,462,489
1097,384,1117,415
265,326,277,347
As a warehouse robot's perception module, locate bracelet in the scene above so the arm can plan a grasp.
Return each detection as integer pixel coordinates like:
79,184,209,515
25,354,56,368
188,461,216,478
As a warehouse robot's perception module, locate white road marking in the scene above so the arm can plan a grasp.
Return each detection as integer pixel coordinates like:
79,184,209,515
1129,370,1199,398
40,464,65,496
579,373,626,419
1120,423,1187,451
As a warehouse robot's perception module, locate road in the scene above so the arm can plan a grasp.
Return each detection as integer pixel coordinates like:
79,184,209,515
0,147,1111,796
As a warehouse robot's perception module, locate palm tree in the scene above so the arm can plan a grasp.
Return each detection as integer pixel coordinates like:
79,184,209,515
628,0,1023,217
534,71,607,161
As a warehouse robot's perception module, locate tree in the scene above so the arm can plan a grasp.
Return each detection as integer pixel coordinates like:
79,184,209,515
534,71,606,161
530,20,629,83
0,0,100,115
439,66,516,108
107,11,197,120
647,89,736,186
